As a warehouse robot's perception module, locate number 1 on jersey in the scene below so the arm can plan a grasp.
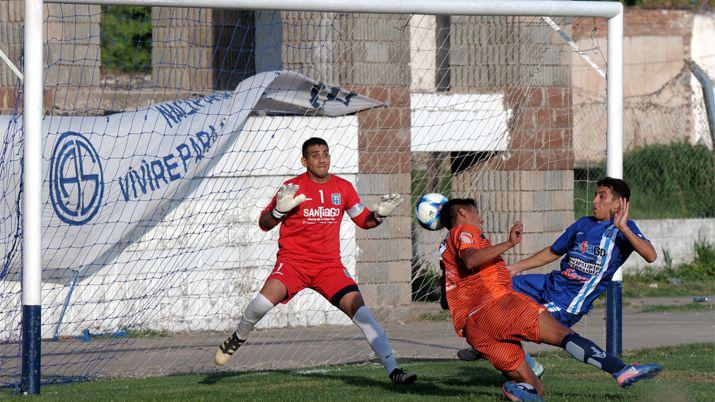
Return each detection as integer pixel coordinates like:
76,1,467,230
319,190,324,203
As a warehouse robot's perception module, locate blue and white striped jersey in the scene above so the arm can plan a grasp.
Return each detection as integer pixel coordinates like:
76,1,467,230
542,216,649,315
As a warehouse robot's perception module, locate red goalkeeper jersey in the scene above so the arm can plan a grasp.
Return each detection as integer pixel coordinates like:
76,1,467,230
261,173,369,265
440,224,513,336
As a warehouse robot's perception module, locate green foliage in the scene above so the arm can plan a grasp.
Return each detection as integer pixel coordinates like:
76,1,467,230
624,237,715,297
101,6,152,72
575,142,715,219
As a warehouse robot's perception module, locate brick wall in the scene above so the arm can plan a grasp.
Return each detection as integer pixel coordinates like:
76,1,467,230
447,17,574,266
0,1,22,114
572,8,696,165
274,13,413,307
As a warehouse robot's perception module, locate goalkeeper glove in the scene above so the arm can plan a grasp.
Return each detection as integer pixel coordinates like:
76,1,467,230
373,193,404,222
271,184,309,219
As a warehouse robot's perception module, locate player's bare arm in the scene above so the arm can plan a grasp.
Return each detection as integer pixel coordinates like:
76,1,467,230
507,247,561,276
461,221,523,270
259,184,310,231
613,198,657,263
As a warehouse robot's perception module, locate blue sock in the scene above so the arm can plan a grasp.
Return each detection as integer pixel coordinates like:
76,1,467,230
524,352,538,369
561,333,626,375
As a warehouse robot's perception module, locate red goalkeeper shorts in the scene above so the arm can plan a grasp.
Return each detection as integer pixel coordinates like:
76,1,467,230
266,258,358,306
463,292,545,372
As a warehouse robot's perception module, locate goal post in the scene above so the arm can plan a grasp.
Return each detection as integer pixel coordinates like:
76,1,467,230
16,0,624,394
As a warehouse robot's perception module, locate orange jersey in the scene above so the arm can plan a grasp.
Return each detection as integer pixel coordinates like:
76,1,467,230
440,224,513,336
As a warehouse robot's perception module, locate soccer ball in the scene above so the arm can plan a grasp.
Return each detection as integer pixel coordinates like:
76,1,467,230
415,193,448,231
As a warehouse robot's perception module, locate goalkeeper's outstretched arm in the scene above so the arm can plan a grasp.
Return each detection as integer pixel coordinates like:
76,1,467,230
351,193,404,229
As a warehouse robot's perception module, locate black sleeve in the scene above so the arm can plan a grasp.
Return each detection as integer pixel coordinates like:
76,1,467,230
439,261,449,310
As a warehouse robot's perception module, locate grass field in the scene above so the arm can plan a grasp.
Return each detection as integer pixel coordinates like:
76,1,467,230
10,343,713,401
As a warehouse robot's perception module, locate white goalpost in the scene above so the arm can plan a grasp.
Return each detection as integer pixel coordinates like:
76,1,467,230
13,0,623,394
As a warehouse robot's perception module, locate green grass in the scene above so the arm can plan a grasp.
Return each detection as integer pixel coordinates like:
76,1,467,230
623,238,715,298
11,343,714,401
638,303,713,313
575,142,715,219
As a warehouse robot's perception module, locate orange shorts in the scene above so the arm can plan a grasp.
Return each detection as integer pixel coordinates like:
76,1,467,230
463,292,545,372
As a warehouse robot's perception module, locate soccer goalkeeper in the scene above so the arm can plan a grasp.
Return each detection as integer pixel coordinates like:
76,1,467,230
439,198,660,401
214,137,417,385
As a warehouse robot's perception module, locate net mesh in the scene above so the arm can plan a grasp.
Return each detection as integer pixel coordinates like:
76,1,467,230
0,5,706,388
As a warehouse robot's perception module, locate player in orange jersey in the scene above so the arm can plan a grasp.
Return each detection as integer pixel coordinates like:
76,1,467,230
214,137,416,385
439,198,661,401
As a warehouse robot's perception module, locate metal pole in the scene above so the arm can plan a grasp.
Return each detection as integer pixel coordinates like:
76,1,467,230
687,60,715,148
21,0,44,395
606,7,624,358
44,0,622,18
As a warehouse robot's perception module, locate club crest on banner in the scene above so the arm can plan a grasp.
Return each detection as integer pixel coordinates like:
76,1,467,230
49,131,104,226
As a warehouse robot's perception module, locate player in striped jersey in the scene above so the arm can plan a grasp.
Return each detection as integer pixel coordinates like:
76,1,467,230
458,178,657,375
440,198,661,401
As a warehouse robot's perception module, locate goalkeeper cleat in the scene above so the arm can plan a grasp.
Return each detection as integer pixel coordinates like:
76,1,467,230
389,368,417,385
503,382,543,402
457,347,483,361
614,363,662,388
214,332,245,366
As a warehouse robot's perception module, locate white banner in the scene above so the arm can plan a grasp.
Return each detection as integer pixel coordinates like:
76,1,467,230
0,71,382,282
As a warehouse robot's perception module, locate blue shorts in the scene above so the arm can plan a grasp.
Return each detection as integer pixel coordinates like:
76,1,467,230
511,274,584,328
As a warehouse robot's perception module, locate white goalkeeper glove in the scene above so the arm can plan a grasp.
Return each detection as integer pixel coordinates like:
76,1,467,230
271,184,309,219
373,193,404,222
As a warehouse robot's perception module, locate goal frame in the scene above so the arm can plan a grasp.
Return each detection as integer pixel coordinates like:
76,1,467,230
21,0,624,394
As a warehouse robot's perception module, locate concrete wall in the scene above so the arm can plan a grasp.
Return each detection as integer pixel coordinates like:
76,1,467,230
416,217,715,277
572,9,711,165
620,218,715,274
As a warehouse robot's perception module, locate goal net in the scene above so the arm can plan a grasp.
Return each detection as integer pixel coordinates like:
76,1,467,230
0,4,614,387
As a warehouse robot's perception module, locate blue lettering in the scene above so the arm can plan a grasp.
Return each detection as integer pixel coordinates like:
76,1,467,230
143,160,155,191
128,168,138,199
150,159,167,189
167,103,187,122
133,165,148,195
118,174,132,201
155,104,179,128
207,124,218,142
163,153,181,182
196,131,211,153
175,100,198,117
176,143,192,173
190,137,203,161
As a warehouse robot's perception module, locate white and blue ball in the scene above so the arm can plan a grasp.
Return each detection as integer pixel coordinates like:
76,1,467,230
415,193,448,231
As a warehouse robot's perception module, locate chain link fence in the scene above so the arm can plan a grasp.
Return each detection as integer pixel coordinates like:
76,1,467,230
574,64,715,220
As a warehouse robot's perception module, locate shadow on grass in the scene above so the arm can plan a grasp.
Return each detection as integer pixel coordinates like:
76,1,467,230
198,370,264,385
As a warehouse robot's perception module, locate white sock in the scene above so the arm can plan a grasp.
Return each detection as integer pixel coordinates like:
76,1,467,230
236,293,274,340
352,306,398,374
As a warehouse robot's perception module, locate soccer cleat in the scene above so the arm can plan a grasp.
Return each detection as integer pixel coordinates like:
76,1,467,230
614,363,662,388
214,332,245,366
389,368,417,385
457,347,483,361
503,382,543,402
